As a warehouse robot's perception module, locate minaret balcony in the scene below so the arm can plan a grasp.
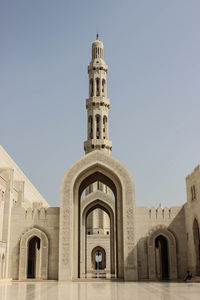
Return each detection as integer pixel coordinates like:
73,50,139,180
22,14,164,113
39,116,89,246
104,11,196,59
84,139,112,154
86,97,110,109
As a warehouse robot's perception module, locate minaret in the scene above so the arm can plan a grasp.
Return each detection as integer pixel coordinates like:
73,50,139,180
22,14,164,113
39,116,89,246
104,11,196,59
84,35,112,154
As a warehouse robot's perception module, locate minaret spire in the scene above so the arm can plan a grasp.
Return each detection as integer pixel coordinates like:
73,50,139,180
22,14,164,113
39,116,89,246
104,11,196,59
84,37,112,154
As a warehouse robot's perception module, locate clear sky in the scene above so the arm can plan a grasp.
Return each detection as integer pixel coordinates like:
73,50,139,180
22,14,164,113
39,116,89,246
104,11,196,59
1,0,200,207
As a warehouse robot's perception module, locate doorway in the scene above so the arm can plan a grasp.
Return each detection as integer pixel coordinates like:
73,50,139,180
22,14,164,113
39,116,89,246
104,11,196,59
155,235,169,280
193,219,200,275
27,236,41,279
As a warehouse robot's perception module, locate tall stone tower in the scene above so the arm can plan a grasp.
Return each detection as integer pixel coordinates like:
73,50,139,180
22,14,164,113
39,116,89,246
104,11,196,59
83,37,111,261
84,34,112,154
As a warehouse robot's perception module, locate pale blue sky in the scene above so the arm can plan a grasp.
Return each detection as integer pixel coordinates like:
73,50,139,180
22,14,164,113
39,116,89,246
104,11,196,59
1,0,200,207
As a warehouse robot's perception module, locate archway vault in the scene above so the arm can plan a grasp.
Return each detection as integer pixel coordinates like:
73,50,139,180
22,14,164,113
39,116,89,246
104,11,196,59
59,150,137,281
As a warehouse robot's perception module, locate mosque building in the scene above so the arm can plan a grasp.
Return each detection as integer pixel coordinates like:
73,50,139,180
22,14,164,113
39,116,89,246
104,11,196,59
0,36,200,281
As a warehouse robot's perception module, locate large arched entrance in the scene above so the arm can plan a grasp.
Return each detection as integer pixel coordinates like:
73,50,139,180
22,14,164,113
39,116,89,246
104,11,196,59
193,218,200,275
59,150,137,281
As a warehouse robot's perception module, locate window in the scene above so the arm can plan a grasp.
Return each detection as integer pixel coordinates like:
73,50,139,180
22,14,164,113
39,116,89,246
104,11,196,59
191,184,196,201
102,79,106,96
96,78,100,96
90,79,93,97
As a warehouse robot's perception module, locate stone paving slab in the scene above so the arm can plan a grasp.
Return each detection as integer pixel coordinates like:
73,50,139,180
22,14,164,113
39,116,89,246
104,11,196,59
0,281,200,300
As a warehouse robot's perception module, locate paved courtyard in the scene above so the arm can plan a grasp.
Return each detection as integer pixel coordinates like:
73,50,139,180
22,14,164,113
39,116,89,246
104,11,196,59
0,281,200,300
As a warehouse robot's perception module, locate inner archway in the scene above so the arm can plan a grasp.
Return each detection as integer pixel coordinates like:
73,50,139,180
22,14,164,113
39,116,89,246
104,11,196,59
84,202,113,278
27,236,41,279
155,235,169,280
193,219,200,275
78,171,120,279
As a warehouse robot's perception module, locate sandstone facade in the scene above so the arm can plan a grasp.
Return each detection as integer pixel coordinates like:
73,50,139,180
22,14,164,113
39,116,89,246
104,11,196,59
0,37,199,281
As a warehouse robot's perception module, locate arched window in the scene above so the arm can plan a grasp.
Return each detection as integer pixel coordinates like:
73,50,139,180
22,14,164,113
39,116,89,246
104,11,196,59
88,116,93,139
90,79,93,97
96,78,100,96
103,116,107,139
102,79,106,96
96,115,101,138
191,185,196,201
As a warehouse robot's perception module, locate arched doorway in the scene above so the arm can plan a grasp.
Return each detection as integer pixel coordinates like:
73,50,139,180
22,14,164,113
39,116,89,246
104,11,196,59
147,226,177,280
92,246,106,270
19,228,48,280
27,236,41,279
193,219,200,275
60,150,137,281
155,235,169,280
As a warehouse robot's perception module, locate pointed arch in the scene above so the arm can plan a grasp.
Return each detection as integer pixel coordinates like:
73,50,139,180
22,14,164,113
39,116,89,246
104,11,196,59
91,246,106,270
102,79,106,97
147,226,177,280
88,115,93,139
19,227,48,280
96,78,100,96
59,150,137,281
95,114,101,139
90,79,93,97
103,115,108,139
81,196,115,275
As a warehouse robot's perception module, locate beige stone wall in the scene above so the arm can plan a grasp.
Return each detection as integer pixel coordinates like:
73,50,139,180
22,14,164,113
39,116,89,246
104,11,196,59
0,146,51,280
0,146,48,208
135,205,187,279
8,206,59,280
1,144,199,282
185,165,200,274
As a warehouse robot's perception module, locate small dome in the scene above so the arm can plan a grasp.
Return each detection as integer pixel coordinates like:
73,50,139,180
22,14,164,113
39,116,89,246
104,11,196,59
91,34,104,60
92,39,104,48
92,34,104,48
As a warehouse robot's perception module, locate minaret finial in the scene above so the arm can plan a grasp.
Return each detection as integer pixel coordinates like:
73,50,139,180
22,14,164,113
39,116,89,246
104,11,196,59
96,33,99,40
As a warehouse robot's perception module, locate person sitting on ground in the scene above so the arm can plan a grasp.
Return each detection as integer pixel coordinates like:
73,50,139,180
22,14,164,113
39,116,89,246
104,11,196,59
184,270,192,282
